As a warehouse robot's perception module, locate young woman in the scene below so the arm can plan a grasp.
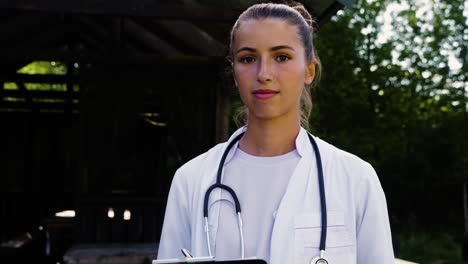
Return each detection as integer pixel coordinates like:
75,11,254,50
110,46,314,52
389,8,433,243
157,3,394,264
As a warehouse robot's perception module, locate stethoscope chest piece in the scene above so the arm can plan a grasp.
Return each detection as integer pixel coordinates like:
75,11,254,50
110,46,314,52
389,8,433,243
310,256,329,264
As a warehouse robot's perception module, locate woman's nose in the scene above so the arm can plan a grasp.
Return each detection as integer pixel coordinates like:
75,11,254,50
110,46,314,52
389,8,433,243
257,58,272,83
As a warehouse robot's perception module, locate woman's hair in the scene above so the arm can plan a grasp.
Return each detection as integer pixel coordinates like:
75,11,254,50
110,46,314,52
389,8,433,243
228,1,322,129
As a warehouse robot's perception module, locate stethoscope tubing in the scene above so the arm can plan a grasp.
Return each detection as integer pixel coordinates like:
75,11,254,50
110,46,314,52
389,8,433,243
203,131,328,262
307,133,327,251
204,133,244,217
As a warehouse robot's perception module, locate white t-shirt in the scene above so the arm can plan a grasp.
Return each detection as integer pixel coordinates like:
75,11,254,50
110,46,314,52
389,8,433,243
214,147,301,262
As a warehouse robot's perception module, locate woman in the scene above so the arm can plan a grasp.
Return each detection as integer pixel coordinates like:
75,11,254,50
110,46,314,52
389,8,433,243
157,2,394,264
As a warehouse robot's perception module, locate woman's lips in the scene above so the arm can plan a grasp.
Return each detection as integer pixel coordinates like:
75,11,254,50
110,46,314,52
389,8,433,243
253,89,279,99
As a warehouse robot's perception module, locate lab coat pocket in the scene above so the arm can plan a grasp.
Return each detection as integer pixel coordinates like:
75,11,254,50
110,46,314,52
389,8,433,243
294,211,355,264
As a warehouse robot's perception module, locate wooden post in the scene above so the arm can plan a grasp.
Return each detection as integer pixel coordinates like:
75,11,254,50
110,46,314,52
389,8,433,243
464,184,468,234
215,81,229,143
0,81,3,103
463,183,468,260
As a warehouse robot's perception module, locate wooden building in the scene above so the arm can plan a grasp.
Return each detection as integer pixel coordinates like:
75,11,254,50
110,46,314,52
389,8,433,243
0,1,354,263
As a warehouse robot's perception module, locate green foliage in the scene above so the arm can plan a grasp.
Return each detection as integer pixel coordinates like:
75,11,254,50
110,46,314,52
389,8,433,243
17,61,67,75
311,0,467,248
15,61,68,91
397,230,462,263
226,2,466,260
4,82,19,90
392,214,464,262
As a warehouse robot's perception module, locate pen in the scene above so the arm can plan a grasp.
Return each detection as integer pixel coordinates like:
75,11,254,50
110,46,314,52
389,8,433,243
181,248,193,258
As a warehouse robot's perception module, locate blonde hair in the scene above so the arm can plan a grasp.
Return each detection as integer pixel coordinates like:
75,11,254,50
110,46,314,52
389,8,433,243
228,2,322,129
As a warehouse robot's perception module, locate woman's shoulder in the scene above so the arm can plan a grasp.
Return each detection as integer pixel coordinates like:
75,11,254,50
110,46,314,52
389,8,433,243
314,137,386,207
299,128,371,171
314,136,378,180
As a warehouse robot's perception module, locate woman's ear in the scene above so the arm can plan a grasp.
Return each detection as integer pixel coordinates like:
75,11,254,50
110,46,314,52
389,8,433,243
305,60,316,85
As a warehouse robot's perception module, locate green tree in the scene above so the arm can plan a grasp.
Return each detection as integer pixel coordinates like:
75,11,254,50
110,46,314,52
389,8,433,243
312,0,466,260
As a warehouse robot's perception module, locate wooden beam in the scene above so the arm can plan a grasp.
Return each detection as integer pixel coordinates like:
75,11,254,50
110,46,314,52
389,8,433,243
1,89,79,99
0,52,224,65
0,73,79,83
0,101,79,110
0,0,242,22
154,19,227,57
75,16,113,45
0,51,82,63
124,19,182,55
8,23,69,51
0,12,53,43
78,32,109,54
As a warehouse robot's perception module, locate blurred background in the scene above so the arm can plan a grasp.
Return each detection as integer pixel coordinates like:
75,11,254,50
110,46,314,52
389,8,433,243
0,0,466,264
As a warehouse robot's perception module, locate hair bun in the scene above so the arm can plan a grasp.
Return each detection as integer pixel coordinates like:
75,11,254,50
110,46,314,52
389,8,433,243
291,2,316,31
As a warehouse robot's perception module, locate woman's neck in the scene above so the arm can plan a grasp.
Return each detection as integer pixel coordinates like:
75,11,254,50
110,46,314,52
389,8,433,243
239,116,301,157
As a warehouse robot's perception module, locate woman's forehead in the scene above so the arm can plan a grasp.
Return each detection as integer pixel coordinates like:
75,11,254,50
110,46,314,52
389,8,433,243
233,18,302,50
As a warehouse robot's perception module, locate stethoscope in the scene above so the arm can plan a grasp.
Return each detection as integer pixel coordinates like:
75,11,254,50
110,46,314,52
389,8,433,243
203,131,329,264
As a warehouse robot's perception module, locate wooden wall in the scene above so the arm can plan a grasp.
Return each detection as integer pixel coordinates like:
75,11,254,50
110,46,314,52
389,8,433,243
0,56,230,250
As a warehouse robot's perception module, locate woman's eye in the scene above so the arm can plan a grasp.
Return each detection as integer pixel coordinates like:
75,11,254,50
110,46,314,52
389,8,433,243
239,56,255,63
276,54,291,62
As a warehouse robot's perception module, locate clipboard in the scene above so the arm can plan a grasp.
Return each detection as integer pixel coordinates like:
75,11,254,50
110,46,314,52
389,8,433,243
152,257,267,264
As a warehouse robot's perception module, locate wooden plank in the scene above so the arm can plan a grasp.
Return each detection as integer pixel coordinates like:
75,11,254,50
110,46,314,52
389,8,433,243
0,101,79,111
0,73,79,84
0,12,53,43
77,196,163,206
95,206,110,242
128,207,143,242
143,206,157,242
154,19,227,56
0,51,78,63
0,51,224,64
124,18,182,55
0,109,80,115
66,62,75,116
2,90,79,98
74,16,115,51
0,0,242,22
8,23,70,51
111,207,125,242
63,243,158,264
75,207,96,243
215,81,230,143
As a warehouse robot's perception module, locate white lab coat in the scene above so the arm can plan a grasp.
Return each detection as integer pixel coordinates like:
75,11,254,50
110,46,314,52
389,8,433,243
157,126,394,264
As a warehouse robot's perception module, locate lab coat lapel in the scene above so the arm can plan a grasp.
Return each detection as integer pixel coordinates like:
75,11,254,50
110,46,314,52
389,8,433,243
269,128,323,264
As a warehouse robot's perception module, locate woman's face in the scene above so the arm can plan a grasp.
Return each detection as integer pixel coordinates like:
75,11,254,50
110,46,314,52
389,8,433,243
232,18,315,123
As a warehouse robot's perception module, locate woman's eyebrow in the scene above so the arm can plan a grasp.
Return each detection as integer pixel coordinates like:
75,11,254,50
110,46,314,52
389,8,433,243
271,45,295,52
236,45,295,54
236,47,256,54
